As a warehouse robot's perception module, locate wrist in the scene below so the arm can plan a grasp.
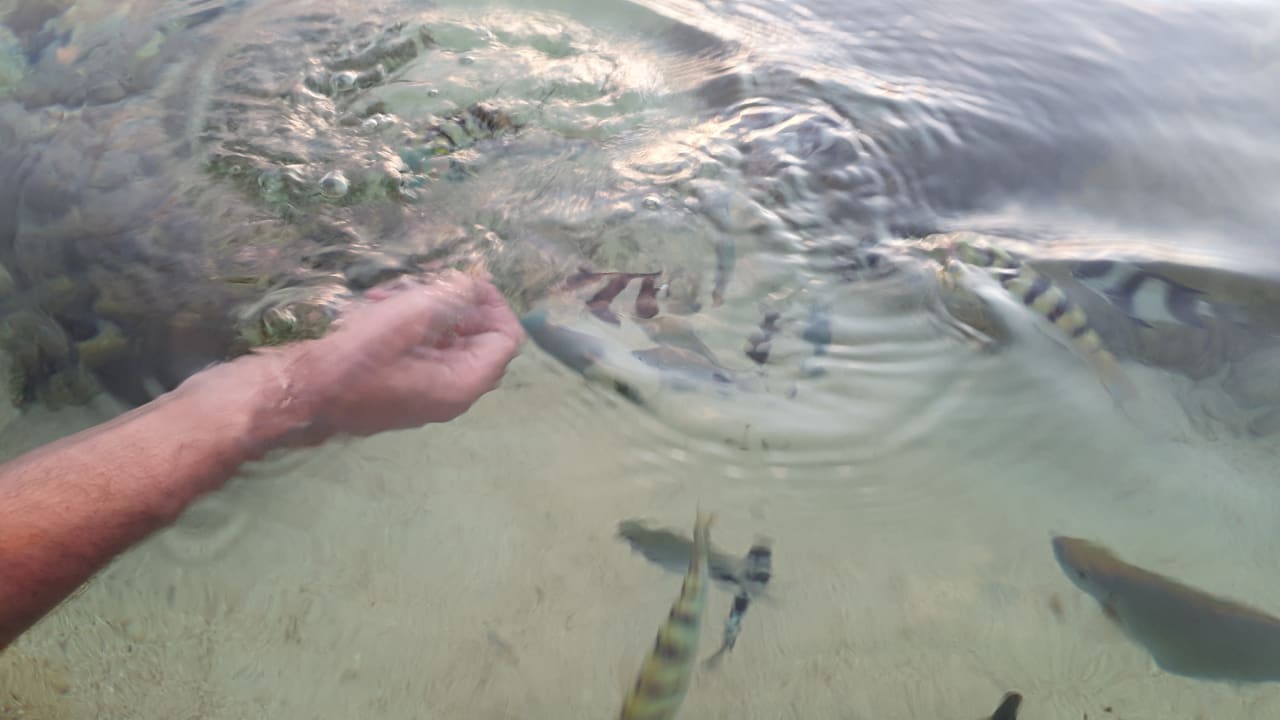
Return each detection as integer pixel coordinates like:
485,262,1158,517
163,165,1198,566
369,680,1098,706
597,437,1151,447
170,347,323,460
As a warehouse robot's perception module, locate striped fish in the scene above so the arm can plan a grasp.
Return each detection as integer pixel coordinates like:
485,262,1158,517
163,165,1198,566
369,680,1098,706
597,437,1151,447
951,238,1021,271
619,512,714,720
1071,260,1214,329
947,239,1135,403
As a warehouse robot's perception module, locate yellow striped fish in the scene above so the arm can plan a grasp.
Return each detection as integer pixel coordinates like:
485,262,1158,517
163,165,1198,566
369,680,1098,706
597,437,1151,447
619,511,714,720
946,236,1136,403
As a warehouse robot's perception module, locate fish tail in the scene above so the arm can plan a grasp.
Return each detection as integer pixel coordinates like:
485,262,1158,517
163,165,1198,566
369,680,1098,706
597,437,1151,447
1089,345,1138,405
1056,306,1136,402
990,691,1023,720
618,512,713,720
998,267,1137,403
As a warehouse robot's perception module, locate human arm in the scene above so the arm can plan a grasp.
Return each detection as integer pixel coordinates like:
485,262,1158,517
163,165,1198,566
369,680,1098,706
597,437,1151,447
0,271,525,649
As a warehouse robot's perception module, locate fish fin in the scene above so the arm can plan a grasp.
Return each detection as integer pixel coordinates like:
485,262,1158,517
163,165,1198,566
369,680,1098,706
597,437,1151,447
634,276,659,319
701,647,728,670
1212,300,1256,329
989,691,1022,720
589,304,622,325
1102,600,1122,623
1092,351,1139,407
698,510,717,533
1098,286,1129,304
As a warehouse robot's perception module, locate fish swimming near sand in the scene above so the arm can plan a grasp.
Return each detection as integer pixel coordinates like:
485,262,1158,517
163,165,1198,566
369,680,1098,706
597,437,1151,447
619,511,714,720
519,311,670,407
1052,535,1280,683
938,237,1136,403
632,346,735,388
616,519,772,668
702,541,773,668
520,309,607,375
1071,260,1215,329
702,590,750,669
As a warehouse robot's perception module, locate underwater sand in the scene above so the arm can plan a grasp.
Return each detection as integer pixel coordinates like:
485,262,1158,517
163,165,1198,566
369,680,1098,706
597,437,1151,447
5,332,1280,720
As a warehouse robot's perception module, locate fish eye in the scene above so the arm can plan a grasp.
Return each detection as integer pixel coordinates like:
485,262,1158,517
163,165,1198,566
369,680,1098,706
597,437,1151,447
1075,570,1088,580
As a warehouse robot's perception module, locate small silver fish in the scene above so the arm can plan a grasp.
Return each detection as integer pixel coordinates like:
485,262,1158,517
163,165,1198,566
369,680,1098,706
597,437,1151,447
520,311,650,405
702,588,749,669
1053,535,1280,683
703,541,773,668
637,316,719,363
619,511,714,720
520,310,605,375
1071,260,1214,329
632,346,734,387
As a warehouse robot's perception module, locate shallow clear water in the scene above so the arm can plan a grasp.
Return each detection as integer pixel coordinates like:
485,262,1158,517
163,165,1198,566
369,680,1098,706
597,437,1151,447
3,0,1280,717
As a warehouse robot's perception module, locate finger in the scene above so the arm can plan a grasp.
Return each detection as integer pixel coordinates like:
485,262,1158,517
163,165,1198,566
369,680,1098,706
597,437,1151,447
443,279,521,339
457,332,522,392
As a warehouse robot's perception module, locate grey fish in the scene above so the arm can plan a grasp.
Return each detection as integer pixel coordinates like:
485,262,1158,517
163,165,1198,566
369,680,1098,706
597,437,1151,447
637,316,719,362
1071,260,1214,329
632,346,734,386
520,310,606,375
702,589,750,669
1053,535,1280,683
520,311,649,405
702,541,772,668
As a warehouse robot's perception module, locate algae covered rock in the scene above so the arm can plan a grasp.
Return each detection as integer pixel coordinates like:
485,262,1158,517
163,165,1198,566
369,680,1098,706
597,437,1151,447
0,0,760,410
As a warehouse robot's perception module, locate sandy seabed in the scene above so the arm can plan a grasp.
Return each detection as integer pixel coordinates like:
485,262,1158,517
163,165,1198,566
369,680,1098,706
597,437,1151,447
3,339,1280,720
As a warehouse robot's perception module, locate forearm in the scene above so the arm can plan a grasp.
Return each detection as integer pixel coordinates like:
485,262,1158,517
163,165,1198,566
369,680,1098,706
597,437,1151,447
0,351,305,649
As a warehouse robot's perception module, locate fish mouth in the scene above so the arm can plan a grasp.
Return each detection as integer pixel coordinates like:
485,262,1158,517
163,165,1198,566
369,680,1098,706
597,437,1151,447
1050,534,1104,593
1050,535,1082,575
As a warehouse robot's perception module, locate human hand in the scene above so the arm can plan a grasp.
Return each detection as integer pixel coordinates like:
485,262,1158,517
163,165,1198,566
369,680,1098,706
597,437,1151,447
283,270,526,439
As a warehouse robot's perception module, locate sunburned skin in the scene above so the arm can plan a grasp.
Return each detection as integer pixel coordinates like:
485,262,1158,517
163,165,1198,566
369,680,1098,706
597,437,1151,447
1052,536,1280,683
